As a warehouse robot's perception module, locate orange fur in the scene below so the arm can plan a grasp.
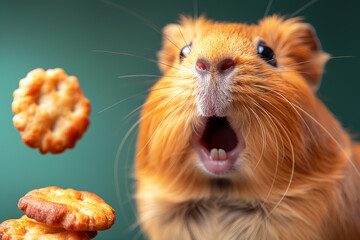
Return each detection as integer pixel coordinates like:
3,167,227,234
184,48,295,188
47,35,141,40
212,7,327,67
135,15,360,239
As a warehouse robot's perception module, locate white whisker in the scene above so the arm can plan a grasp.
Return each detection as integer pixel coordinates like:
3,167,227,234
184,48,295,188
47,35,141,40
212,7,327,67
288,0,318,19
93,50,180,70
254,84,318,146
98,85,181,114
260,59,315,74
114,89,188,217
253,100,284,206
248,107,267,170
101,0,182,51
244,107,252,140
118,74,163,79
296,105,360,177
263,0,273,18
136,88,191,157
266,119,295,218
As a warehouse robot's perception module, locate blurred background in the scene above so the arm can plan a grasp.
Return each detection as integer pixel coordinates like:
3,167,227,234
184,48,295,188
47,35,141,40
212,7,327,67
0,0,359,239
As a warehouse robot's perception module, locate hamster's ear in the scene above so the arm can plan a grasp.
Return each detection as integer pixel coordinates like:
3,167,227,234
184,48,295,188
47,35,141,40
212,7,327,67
157,16,206,73
157,22,184,73
258,16,330,91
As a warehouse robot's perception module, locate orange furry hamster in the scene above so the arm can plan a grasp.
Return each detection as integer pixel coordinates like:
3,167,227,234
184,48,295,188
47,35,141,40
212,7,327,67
134,15,360,240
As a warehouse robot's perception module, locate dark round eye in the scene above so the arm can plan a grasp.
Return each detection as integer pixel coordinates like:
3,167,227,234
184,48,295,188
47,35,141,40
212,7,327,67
180,43,192,62
257,40,277,67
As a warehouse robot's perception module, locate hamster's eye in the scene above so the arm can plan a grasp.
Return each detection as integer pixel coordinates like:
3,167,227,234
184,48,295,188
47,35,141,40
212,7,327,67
257,40,277,67
180,43,192,62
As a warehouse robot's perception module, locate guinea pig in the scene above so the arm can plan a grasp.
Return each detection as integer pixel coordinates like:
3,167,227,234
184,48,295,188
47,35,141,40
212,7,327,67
134,15,360,240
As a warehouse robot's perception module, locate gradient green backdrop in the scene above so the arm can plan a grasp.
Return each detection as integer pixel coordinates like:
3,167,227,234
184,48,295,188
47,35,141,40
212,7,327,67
1,0,359,239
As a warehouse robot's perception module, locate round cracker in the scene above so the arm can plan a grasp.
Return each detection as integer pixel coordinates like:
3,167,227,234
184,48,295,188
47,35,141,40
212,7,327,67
12,68,91,154
18,187,115,231
0,215,97,240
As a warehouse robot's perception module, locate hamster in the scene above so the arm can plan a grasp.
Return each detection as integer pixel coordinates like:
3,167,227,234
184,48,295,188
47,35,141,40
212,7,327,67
134,15,360,240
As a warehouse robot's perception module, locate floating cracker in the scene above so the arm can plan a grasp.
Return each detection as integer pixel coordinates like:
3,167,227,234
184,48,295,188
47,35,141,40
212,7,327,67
12,68,90,154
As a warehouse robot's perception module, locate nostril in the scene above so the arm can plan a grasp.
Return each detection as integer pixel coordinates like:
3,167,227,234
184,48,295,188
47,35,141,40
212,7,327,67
220,59,234,71
196,60,208,71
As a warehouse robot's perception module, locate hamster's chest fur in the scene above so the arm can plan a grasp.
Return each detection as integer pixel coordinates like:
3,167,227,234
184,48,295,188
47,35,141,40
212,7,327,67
138,177,360,240
141,198,263,240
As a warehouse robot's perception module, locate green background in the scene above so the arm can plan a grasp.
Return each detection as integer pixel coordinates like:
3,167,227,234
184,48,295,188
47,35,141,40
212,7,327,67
0,0,359,239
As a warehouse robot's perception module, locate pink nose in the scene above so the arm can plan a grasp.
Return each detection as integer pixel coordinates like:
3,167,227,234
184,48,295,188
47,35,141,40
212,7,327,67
195,58,235,74
220,59,234,71
196,60,208,71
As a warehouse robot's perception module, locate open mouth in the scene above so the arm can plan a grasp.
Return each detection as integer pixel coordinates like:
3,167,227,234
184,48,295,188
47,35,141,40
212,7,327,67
192,116,245,175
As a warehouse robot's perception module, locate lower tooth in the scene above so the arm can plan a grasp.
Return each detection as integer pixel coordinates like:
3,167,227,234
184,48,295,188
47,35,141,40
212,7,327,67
210,148,219,160
218,149,227,160
210,148,227,160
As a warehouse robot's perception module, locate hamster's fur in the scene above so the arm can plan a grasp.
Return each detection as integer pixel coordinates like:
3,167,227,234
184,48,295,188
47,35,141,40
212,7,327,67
135,15,360,240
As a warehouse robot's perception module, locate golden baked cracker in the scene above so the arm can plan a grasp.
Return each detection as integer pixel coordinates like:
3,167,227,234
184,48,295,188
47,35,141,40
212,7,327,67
12,68,91,154
0,215,97,240
18,187,115,231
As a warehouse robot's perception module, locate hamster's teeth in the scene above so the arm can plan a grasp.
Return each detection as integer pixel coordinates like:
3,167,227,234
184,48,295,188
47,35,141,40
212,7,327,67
210,148,227,160
218,149,227,160
210,148,219,160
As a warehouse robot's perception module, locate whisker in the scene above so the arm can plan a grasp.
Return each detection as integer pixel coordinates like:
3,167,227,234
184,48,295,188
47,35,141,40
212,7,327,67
260,59,316,74
252,83,360,213
114,106,160,215
266,119,295,218
115,94,171,135
117,76,193,88
248,107,267,170
101,0,182,51
329,55,356,60
118,80,158,88
259,70,311,78
98,96,136,114
144,47,175,59
144,47,156,51
114,127,137,225
287,0,318,19
122,95,164,121
192,122,200,138
118,74,190,80
124,128,139,219
102,0,161,32
245,89,296,216
98,85,182,114
244,107,252,140
161,107,188,165
263,0,273,18
133,228,145,240
125,84,191,121
250,98,283,205
254,57,278,68
136,88,191,157
194,0,198,20
178,26,188,46
260,56,354,75
114,97,188,219
167,149,192,172
161,105,184,145
295,105,360,177
118,74,163,79
114,86,192,138
93,50,180,71
264,118,281,204
254,84,318,146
